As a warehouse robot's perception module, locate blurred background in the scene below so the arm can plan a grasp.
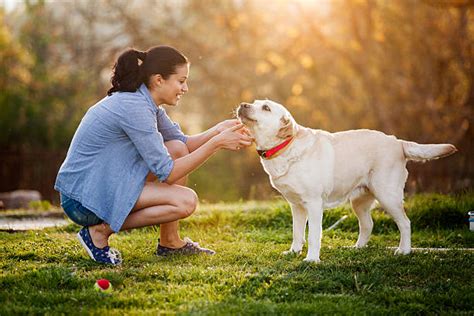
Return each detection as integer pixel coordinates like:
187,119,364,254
0,0,472,204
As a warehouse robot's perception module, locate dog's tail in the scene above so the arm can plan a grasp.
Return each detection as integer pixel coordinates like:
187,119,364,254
400,140,457,162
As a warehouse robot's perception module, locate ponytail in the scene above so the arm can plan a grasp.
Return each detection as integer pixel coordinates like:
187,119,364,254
107,45,188,96
107,49,147,96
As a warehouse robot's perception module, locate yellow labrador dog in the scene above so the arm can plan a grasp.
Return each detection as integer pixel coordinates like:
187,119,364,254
237,100,457,263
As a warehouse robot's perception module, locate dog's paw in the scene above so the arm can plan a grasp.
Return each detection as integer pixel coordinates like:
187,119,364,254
302,257,320,263
354,242,368,249
394,247,411,255
282,249,301,256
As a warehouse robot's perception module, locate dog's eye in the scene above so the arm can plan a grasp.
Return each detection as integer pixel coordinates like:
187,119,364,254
262,104,271,112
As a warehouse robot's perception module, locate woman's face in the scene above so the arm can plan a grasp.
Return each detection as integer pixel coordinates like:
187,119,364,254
156,64,189,106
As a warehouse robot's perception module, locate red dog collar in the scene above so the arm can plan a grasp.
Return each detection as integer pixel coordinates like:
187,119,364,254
257,137,294,159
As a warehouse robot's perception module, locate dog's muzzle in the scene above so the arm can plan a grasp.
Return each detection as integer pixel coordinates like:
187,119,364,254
237,103,256,122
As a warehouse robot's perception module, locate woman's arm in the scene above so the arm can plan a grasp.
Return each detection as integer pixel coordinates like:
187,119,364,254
165,124,251,184
185,129,218,153
185,119,241,152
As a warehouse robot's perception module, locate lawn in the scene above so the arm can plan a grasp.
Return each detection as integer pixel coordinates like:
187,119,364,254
1,193,473,315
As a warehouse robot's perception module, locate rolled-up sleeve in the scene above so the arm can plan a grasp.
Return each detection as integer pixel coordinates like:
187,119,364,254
119,106,174,182
157,108,188,143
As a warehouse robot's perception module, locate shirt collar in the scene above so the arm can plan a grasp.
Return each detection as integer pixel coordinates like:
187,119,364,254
138,83,159,113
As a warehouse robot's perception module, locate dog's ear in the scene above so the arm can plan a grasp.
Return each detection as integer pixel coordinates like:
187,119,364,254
277,115,294,139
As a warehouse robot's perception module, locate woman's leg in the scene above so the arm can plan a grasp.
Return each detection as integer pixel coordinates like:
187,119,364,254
88,140,192,248
89,180,197,248
157,140,190,248
123,182,197,228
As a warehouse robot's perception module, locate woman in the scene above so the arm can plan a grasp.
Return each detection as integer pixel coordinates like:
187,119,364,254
55,45,252,265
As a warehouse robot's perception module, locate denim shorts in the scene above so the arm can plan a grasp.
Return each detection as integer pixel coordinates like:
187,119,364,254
60,193,103,226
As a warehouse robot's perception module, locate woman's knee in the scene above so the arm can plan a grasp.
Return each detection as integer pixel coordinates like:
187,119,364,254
165,140,189,160
177,188,198,218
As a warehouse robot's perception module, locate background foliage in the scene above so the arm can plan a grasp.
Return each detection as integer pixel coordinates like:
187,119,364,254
0,0,473,202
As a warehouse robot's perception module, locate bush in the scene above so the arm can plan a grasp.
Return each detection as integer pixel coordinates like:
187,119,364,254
28,200,52,211
406,193,474,230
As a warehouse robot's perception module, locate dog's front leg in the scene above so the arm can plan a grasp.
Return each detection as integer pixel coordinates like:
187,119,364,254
303,198,323,263
283,202,307,255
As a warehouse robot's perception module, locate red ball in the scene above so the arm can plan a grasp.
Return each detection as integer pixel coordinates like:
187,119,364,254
95,279,111,291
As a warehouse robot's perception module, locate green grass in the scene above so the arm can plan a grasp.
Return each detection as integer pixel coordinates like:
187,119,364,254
1,193,473,315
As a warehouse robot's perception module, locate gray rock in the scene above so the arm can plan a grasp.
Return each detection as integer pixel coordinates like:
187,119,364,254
0,190,42,209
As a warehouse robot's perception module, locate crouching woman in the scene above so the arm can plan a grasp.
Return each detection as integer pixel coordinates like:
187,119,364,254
55,45,252,265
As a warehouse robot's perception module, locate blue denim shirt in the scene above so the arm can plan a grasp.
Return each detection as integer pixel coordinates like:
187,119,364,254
54,84,187,232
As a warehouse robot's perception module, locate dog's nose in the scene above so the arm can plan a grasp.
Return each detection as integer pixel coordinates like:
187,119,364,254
240,102,251,108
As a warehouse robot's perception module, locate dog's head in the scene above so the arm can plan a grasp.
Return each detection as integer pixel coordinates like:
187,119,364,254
236,99,296,149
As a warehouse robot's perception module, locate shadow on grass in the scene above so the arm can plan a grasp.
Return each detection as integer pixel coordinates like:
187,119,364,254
0,263,132,314
184,247,474,315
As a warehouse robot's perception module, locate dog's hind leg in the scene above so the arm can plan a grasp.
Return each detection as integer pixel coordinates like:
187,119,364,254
283,202,307,255
370,168,411,255
378,195,411,255
351,192,375,248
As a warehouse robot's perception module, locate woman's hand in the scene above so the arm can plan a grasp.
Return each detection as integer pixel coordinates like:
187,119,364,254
212,124,253,151
214,119,240,134
215,119,252,138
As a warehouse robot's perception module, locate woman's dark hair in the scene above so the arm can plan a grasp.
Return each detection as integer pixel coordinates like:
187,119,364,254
107,45,188,96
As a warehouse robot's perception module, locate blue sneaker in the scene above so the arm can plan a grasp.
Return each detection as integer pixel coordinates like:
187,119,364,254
77,227,122,265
